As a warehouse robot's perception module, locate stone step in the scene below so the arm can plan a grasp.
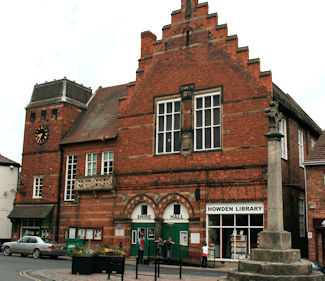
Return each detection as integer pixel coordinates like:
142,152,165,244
228,270,324,281
238,260,312,276
250,248,301,263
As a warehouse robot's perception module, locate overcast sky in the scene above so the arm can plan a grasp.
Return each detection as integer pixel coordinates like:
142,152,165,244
1,0,324,164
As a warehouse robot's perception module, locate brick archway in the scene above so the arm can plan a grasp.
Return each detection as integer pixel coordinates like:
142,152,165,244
157,193,195,219
123,194,157,219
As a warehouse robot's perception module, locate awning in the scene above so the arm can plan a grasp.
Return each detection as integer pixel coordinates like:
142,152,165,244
8,204,54,219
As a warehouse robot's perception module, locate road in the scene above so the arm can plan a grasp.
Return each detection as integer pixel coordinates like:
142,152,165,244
0,254,228,281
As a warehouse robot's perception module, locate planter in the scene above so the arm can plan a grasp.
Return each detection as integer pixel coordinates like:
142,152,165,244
72,255,93,275
108,255,125,274
93,255,111,273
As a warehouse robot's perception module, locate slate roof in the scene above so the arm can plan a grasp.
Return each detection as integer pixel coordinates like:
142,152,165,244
305,130,325,162
26,78,92,109
0,154,20,167
8,204,54,219
273,83,323,136
60,83,128,144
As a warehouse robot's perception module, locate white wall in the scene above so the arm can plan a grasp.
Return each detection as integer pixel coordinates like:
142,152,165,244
0,165,19,240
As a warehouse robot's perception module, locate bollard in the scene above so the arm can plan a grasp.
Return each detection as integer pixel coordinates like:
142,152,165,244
135,257,138,279
155,258,157,281
158,257,160,277
179,258,182,279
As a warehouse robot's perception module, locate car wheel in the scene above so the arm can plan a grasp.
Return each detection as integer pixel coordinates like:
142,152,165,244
33,248,42,259
3,246,11,256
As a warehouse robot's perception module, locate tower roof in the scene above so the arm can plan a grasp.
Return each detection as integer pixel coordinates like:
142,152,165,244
26,78,92,109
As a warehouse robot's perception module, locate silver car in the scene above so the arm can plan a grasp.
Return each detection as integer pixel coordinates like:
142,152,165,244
1,236,66,258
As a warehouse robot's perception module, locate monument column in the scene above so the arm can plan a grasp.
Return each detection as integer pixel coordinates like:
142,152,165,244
227,101,323,280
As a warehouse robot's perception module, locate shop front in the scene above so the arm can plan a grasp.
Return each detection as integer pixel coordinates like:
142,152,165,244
130,203,156,256
206,202,264,261
8,204,54,240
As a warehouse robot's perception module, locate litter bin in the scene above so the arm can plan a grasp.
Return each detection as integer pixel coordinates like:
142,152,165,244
66,238,84,254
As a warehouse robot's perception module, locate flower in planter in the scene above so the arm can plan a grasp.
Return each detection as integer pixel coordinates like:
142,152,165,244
96,245,126,256
69,245,96,256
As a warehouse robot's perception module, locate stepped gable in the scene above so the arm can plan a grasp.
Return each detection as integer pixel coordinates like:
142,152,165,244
26,77,92,109
61,83,128,144
121,0,273,117
305,130,325,162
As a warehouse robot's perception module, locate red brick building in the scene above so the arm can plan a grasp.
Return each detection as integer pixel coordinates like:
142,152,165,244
304,131,325,262
11,0,322,261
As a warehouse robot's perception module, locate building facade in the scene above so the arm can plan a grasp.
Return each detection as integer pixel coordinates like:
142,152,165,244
0,154,20,243
304,131,325,262
12,0,322,261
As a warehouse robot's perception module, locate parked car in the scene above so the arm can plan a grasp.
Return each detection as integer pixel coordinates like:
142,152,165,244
1,236,66,258
301,259,325,275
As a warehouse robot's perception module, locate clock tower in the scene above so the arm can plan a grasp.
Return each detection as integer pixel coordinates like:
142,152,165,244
12,78,92,240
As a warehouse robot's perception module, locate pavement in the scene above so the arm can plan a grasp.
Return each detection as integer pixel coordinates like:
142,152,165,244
31,257,236,281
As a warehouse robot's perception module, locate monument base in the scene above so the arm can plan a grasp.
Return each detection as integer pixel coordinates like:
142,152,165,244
226,231,324,280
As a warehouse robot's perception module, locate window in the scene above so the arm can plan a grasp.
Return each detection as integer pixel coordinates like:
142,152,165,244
311,139,316,149
30,112,35,122
299,198,305,237
65,155,77,201
174,204,181,215
298,130,304,167
102,151,114,175
86,153,97,176
33,177,43,198
41,110,46,121
52,109,57,119
194,92,221,151
279,119,287,160
141,205,148,215
156,99,181,154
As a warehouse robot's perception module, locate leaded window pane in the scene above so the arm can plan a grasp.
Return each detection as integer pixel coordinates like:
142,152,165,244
205,128,211,149
196,111,202,127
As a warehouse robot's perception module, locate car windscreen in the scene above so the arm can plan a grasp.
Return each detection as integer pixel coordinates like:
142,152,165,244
40,238,58,244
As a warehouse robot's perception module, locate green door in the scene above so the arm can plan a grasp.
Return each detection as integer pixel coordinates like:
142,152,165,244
131,223,155,257
162,223,189,258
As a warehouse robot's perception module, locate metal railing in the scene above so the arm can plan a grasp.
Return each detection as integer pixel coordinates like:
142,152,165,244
146,241,215,268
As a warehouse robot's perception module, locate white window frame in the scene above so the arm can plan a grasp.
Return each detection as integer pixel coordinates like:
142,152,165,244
194,91,221,151
33,177,43,198
65,155,77,201
101,151,114,175
298,130,304,167
299,198,305,237
85,153,97,176
311,139,316,149
156,98,181,154
279,119,287,160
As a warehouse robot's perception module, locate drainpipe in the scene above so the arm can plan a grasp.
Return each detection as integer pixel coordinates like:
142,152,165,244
55,144,63,242
304,167,308,240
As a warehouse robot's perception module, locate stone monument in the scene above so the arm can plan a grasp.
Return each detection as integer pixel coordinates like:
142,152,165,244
228,101,324,280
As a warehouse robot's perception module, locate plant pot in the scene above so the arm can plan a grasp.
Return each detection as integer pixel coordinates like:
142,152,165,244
72,255,93,275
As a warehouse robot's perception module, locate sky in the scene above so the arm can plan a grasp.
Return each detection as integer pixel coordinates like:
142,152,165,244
1,0,324,164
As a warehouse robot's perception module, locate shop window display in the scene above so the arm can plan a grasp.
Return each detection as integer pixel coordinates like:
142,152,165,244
207,214,263,260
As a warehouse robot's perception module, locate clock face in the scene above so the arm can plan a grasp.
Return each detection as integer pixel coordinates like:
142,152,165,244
34,125,49,144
